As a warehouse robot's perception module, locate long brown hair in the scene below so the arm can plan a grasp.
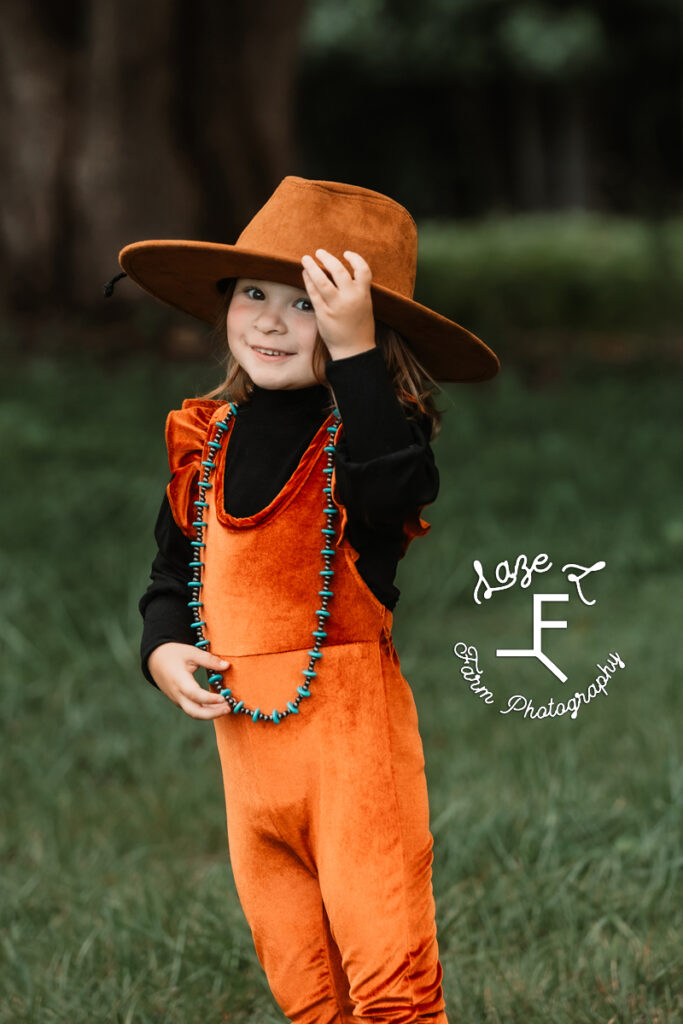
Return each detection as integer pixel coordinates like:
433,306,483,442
198,278,443,440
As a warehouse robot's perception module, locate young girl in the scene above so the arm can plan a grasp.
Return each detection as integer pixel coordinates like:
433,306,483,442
109,176,499,1023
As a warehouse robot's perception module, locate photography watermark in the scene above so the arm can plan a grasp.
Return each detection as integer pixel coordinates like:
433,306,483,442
453,641,625,720
454,551,626,721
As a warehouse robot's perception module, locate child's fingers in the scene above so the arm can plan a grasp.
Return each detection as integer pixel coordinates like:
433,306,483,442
301,269,325,321
314,248,352,284
187,649,230,672
179,650,232,712
191,656,231,699
178,690,231,720
343,250,372,282
301,254,335,294
177,674,231,715
189,681,228,705
301,266,320,298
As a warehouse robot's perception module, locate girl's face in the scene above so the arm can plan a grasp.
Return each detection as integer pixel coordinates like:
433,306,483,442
227,278,324,390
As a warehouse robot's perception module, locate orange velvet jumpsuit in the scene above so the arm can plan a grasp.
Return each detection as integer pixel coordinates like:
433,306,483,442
166,397,448,1024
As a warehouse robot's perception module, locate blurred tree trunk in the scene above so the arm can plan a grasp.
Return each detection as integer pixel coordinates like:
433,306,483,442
0,0,308,315
513,80,547,210
554,85,590,211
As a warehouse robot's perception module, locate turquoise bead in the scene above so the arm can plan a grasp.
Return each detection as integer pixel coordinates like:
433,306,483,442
187,600,202,608
312,630,327,638
195,639,209,648
200,460,215,468
297,686,311,697
321,527,336,535
302,670,316,678
318,589,334,597
323,445,336,453
286,702,299,714
190,541,206,547
322,467,334,475
208,673,222,685
221,688,232,698
320,548,335,556
193,500,209,507
252,708,261,722
316,609,330,617
325,507,338,515
207,440,222,449
272,709,280,724
233,701,244,713
188,560,204,568
197,482,213,489
307,650,323,659
320,569,335,576
187,580,202,587
190,621,206,629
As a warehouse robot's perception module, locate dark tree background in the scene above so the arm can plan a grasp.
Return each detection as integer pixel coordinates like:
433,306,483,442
0,0,307,314
298,0,683,218
0,0,681,319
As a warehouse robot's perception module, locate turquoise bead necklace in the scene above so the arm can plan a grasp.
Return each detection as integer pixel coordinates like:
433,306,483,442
187,400,342,724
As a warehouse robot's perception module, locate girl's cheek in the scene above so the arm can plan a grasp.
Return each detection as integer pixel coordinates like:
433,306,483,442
226,308,246,335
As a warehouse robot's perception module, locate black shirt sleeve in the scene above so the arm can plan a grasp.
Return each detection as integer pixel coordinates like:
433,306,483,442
324,345,415,458
138,491,196,689
324,346,439,529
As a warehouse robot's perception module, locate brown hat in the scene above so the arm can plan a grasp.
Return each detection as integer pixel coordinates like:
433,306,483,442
116,176,500,383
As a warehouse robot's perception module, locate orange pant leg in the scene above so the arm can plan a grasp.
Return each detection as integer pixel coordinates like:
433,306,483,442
313,640,449,1023
226,820,357,1022
213,642,449,1024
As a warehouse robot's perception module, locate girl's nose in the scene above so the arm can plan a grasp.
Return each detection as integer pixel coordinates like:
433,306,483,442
254,306,285,333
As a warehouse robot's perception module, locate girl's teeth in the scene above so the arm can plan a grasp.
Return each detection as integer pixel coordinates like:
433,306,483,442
256,348,289,356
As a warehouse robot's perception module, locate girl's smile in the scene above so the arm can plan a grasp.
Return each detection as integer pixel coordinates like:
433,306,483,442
227,278,324,389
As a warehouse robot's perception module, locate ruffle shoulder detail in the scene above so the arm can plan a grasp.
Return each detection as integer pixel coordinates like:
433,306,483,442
331,489,432,562
393,389,433,556
165,398,225,538
398,506,432,560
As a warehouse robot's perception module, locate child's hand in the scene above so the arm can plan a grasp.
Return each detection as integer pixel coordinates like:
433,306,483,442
301,249,376,359
147,643,232,720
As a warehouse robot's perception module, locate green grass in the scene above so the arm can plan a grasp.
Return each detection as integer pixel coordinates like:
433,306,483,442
1,350,680,1023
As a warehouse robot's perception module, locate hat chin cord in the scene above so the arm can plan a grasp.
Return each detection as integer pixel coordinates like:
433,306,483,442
103,272,127,297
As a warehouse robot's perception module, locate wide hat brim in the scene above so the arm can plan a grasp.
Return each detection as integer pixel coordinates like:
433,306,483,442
119,239,501,383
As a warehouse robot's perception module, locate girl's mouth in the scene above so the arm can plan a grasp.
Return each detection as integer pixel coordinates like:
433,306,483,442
251,345,293,360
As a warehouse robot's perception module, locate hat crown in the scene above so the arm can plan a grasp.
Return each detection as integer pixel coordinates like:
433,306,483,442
235,176,418,298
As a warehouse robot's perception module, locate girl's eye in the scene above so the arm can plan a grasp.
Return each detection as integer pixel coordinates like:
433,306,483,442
245,286,264,300
295,297,314,312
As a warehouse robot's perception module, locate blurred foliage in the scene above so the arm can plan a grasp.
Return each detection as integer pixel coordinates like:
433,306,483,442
299,0,682,218
304,0,607,82
499,5,605,80
414,213,683,342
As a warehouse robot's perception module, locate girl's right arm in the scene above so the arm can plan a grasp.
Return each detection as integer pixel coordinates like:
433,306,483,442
139,491,196,686
140,492,232,719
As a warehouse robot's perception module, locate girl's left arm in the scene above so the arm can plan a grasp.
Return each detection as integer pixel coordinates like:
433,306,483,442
325,346,439,529
303,246,438,530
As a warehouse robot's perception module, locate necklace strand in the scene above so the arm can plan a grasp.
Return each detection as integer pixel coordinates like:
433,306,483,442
186,400,341,724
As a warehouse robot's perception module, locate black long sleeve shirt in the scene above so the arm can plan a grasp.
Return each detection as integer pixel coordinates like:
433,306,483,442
138,346,439,688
